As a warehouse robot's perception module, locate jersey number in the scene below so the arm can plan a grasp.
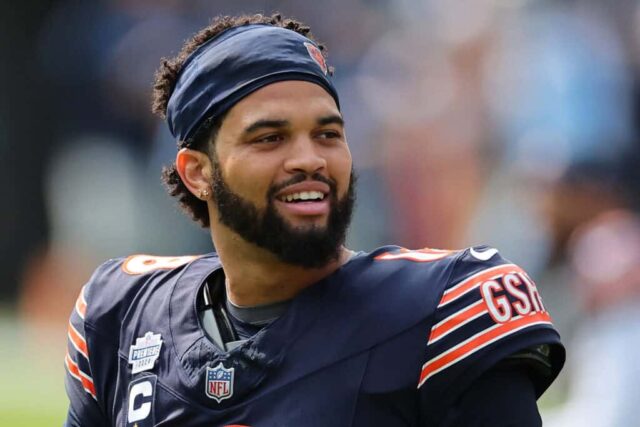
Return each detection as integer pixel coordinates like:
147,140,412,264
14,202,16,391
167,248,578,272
375,248,454,262
122,255,199,275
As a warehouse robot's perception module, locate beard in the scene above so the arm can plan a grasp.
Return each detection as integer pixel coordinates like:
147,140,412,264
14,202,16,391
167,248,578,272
210,162,356,269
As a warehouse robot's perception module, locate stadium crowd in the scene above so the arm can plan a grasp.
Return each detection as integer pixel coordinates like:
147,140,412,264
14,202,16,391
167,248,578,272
2,0,640,424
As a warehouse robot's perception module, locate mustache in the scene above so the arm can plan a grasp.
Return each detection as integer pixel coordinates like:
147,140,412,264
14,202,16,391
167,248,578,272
267,173,337,198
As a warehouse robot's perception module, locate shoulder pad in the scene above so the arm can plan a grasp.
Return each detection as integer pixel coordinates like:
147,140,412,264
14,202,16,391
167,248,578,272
82,254,204,334
418,244,564,405
311,246,462,350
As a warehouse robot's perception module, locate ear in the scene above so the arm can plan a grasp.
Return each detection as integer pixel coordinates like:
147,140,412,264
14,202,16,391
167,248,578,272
175,148,213,200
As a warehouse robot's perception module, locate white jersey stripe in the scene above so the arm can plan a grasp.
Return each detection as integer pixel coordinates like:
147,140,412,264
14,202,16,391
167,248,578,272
75,286,87,320
428,300,488,345
65,353,97,400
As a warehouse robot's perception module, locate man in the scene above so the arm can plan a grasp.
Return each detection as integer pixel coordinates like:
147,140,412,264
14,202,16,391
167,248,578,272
64,14,564,426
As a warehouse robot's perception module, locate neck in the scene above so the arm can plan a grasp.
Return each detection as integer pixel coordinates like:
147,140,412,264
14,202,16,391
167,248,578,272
209,223,351,307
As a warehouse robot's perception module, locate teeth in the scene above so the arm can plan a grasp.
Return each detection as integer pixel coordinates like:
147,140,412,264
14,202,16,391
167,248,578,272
282,191,325,202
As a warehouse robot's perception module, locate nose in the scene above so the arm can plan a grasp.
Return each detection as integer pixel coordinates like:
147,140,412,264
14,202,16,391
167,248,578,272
283,136,327,175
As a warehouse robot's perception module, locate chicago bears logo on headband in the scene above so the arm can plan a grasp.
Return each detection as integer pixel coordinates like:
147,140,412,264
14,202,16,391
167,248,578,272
304,42,328,75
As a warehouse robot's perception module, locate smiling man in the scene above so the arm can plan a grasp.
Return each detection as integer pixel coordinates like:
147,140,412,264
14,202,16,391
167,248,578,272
63,14,564,427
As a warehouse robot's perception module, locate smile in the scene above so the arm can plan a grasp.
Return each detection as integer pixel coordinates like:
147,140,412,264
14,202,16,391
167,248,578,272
278,191,326,203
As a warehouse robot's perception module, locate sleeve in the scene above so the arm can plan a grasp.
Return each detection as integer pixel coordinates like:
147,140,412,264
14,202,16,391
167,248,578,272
439,364,542,427
64,259,126,427
64,284,109,427
417,246,565,424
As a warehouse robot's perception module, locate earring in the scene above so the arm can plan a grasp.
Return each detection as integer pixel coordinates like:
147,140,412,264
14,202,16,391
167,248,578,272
200,189,210,200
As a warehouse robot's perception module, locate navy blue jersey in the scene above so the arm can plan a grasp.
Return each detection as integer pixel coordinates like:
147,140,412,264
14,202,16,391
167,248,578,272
64,246,564,426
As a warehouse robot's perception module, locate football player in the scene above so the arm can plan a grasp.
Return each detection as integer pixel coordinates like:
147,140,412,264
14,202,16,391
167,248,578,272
64,13,564,426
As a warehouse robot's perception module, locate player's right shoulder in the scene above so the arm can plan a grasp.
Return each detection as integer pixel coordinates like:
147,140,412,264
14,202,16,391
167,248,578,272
80,254,209,330
65,253,215,412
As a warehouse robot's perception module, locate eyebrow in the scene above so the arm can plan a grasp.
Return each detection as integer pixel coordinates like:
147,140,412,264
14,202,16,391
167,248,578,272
243,119,289,135
317,114,344,127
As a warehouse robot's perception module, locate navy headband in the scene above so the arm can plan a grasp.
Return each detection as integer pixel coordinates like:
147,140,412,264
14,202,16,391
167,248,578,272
166,24,340,145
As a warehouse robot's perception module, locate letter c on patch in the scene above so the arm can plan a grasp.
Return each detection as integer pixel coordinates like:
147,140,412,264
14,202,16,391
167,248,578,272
127,375,157,425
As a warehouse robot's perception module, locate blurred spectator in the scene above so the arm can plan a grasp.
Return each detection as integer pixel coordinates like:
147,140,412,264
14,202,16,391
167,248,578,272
356,11,493,249
540,153,640,426
544,209,640,426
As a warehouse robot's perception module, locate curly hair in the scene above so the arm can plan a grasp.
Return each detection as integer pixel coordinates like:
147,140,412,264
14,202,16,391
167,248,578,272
152,13,331,227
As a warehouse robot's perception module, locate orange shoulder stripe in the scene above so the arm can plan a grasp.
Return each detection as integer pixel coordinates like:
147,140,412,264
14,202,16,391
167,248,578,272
65,352,96,399
68,322,89,360
428,299,487,345
439,264,523,307
418,311,553,388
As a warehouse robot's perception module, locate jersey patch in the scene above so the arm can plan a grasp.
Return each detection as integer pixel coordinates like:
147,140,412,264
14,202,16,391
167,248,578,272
128,332,163,374
206,363,235,403
127,375,157,427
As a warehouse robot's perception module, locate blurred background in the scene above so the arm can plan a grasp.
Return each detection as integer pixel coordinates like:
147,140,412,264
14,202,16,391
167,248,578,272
2,0,640,425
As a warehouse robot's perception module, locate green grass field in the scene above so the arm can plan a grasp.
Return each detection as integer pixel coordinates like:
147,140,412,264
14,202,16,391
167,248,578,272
0,309,68,426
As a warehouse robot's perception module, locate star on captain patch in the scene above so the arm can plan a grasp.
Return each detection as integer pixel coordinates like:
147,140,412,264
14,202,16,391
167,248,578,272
206,363,235,403
128,332,163,374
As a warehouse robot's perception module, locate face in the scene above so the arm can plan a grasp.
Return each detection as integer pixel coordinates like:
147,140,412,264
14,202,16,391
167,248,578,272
210,81,355,268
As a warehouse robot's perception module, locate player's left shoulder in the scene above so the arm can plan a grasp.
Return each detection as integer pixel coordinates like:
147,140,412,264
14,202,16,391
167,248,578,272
444,244,551,323
418,243,565,397
371,245,461,265
361,244,546,318
366,245,462,295
451,244,525,278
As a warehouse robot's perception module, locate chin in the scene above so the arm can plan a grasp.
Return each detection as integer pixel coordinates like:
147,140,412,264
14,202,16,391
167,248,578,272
286,217,329,232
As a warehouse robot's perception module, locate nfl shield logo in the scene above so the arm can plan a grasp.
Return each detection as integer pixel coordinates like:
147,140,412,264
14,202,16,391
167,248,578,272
205,363,234,403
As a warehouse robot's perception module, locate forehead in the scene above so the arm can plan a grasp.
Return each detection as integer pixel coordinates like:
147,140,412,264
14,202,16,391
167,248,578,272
221,81,341,130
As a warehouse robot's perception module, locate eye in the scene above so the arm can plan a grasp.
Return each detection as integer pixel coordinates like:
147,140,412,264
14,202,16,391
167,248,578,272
253,133,284,144
316,130,342,140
